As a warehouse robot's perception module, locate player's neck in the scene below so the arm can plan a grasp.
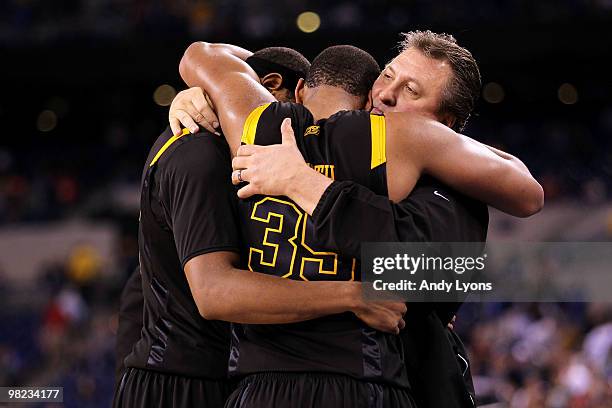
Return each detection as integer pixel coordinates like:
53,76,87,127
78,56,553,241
302,86,361,121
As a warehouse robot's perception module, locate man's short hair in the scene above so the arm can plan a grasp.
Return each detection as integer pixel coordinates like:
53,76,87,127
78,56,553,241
399,30,481,132
305,45,380,102
247,47,310,91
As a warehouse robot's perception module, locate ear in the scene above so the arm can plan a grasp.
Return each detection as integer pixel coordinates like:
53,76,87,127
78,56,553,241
261,73,283,92
364,89,373,111
294,78,305,104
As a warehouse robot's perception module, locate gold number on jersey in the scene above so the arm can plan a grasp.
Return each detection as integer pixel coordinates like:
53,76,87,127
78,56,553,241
248,197,355,281
248,197,302,278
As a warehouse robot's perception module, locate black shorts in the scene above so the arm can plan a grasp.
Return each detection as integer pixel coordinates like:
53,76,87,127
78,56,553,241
224,372,416,408
113,367,234,408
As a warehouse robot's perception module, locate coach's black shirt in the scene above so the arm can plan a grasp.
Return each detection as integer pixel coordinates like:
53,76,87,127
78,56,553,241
230,102,408,388
312,177,487,257
311,176,488,408
125,127,240,379
312,175,488,323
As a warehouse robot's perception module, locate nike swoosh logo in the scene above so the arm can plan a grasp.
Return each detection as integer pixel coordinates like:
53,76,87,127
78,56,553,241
433,190,450,202
457,353,469,376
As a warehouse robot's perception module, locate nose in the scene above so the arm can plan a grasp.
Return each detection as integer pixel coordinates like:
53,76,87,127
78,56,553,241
378,85,396,107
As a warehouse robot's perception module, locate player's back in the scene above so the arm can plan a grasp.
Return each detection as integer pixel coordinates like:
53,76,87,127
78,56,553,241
231,102,408,388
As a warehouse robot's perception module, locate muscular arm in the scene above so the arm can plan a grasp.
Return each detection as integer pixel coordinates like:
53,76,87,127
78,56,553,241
184,252,357,323
181,43,542,217
234,114,543,218
385,113,544,217
282,143,540,220
184,251,405,328
179,42,275,154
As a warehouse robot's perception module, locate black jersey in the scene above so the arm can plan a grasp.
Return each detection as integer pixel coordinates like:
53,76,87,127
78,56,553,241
309,170,488,408
230,102,408,388
125,126,240,379
115,266,143,383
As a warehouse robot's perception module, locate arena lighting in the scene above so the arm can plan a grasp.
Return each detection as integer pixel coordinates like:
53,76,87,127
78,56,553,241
558,83,578,105
153,84,177,106
297,11,321,33
37,110,57,132
482,82,505,104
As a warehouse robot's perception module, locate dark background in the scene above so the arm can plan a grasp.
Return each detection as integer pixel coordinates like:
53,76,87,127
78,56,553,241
2,1,612,224
1,1,612,407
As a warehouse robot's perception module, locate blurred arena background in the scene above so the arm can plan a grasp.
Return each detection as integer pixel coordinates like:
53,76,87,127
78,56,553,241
1,0,612,406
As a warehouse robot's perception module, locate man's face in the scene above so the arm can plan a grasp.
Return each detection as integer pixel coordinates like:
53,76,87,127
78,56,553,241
371,47,452,123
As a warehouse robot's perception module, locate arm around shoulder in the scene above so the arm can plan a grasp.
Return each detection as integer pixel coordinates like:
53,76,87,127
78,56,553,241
385,113,544,217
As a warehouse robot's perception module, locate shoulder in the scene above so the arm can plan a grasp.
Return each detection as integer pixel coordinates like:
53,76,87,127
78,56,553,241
322,110,382,162
411,176,481,210
268,101,312,117
157,130,232,180
320,110,373,142
322,110,379,141
244,102,314,145
248,101,313,124
410,176,489,238
260,102,314,129
325,109,372,127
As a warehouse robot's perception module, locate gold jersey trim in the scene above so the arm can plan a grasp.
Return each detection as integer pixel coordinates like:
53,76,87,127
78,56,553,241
370,114,386,169
241,103,272,145
149,128,191,167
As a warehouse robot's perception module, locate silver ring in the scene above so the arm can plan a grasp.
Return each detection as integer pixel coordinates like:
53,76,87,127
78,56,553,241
237,169,243,183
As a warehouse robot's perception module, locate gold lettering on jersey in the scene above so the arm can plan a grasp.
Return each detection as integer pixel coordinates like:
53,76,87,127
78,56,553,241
249,197,356,282
306,163,336,180
304,126,320,136
249,197,303,278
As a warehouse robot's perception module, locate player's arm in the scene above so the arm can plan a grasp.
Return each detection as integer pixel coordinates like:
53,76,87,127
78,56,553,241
385,113,544,217
315,181,484,323
305,181,430,258
233,118,543,218
184,252,405,332
165,134,404,332
179,42,275,154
